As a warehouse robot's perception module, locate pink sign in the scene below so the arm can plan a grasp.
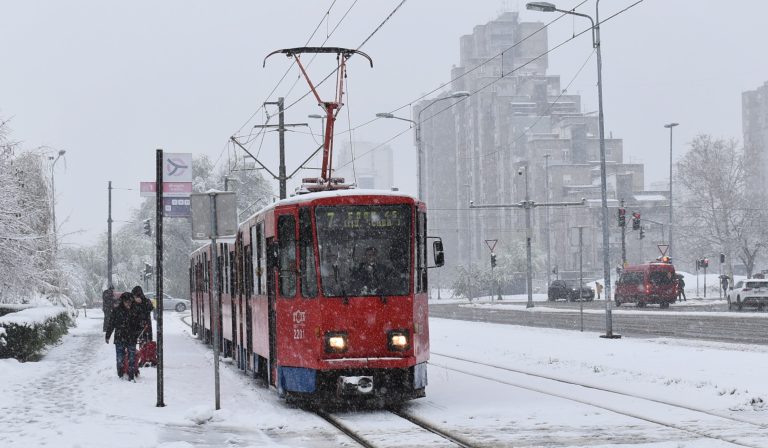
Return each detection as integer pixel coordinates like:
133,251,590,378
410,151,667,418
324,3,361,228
140,182,192,197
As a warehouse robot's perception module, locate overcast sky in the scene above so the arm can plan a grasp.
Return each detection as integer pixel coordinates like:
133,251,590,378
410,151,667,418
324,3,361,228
2,0,767,247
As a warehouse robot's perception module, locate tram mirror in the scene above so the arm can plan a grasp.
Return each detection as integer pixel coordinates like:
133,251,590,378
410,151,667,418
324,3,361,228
433,240,444,267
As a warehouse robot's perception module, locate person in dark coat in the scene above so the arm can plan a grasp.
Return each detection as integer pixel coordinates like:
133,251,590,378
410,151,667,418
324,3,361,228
101,286,115,332
721,275,730,296
677,275,687,301
105,292,143,380
131,286,154,342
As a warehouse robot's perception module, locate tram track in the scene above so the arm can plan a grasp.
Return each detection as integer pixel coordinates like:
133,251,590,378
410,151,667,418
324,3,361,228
313,408,480,448
431,352,768,447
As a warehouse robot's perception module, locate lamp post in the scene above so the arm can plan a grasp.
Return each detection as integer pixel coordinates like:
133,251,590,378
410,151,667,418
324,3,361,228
378,90,469,200
308,114,326,141
49,149,66,252
527,0,619,338
664,122,679,258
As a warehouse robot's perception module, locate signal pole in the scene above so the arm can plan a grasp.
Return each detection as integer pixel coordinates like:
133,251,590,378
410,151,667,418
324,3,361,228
620,198,626,266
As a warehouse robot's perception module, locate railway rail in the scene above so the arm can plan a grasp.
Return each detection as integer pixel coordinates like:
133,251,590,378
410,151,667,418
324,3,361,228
431,352,767,448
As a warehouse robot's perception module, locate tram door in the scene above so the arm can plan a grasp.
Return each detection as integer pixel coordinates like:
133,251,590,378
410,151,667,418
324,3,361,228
266,235,278,386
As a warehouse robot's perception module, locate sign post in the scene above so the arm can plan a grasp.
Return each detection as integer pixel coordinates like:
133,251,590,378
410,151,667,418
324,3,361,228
191,191,237,410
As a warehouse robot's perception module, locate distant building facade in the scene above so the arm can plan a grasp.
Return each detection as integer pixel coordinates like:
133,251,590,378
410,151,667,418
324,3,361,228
335,141,394,190
418,12,669,288
743,81,768,195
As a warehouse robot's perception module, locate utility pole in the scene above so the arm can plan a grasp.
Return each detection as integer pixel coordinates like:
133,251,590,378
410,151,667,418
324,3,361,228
252,97,310,199
107,181,113,288
544,154,551,290
576,226,586,332
470,164,585,309
620,198,627,266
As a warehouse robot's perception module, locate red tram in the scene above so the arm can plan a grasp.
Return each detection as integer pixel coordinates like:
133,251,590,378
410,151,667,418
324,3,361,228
190,189,444,403
190,46,444,403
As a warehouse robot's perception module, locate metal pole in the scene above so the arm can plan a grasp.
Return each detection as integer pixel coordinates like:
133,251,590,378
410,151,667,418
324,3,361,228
107,181,113,288
466,183,473,302
594,1,617,338
579,226,584,332
544,154,551,290
277,97,286,199
664,123,679,258
704,265,707,299
620,199,626,266
210,193,221,410
524,167,534,309
155,149,165,407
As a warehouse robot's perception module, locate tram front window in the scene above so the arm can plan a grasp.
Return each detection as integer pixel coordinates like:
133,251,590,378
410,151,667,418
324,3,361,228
316,204,411,297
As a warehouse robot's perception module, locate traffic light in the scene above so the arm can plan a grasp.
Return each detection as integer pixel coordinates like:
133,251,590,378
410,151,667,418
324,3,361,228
143,219,151,236
720,253,725,264
144,262,153,278
490,253,497,268
632,212,641,230
617,208,626,227
702,258,709,268
639,226,645,239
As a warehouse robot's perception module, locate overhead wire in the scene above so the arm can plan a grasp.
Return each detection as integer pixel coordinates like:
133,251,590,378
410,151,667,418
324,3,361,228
335,0,644,170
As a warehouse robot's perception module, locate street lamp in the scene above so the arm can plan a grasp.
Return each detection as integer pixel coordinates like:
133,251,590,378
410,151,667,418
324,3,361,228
664,122,679,258
527,0,619,338
49,149,66,252
308,114,326,141
380,91,469,200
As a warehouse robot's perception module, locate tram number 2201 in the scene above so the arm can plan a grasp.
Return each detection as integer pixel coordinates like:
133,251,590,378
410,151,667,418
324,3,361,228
293,328,305,340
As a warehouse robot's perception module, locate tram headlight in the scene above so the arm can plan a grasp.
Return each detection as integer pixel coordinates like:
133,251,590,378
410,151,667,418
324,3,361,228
387,329,410,351
324,331,348,353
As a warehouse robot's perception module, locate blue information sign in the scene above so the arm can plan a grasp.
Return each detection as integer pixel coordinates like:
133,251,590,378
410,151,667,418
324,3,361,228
164,197,191,218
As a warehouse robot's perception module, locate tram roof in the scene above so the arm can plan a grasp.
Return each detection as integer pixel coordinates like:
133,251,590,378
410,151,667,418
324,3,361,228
242,189,419,223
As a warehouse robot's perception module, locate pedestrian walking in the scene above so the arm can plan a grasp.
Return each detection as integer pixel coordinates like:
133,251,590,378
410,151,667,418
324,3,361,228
677,275,687,301
721,275,729,296
105,292,143,381
131,286,154,342
101,286,115,332
595,282,603,300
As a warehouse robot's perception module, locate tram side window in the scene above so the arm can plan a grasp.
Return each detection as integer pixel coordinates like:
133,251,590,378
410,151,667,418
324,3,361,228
203,253,209,293
278,215,297,297
244,244,253,296
299,208,318,298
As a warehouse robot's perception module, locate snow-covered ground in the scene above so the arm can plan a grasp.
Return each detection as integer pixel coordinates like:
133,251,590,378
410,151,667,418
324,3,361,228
1,307,766,447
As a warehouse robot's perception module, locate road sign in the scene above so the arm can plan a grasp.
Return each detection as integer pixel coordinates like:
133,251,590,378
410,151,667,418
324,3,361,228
191,192,237,239
164,197,191,218
658,244,669,256
484,239,498,252
140,181,192,197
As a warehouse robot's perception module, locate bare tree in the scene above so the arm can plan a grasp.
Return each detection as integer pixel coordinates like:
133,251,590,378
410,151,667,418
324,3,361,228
676,134,767,278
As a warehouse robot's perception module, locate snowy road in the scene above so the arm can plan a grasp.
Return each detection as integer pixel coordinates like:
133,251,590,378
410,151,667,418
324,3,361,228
1,310,766,447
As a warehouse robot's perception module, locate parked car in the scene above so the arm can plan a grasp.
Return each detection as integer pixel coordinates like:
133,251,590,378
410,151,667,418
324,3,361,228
548,280,595,302
145,292,190,312
615,263,677,308
728,279,768,311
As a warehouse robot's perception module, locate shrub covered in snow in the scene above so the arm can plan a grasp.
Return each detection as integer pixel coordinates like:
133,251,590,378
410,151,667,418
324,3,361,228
0,307,73,361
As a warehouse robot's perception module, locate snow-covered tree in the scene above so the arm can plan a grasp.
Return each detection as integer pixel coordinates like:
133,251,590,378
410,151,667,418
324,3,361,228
0,118,59,302
676,134,768,278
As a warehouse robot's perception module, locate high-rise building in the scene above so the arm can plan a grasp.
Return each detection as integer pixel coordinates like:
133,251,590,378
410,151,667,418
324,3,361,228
743,81,768,195
419,12,666,290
